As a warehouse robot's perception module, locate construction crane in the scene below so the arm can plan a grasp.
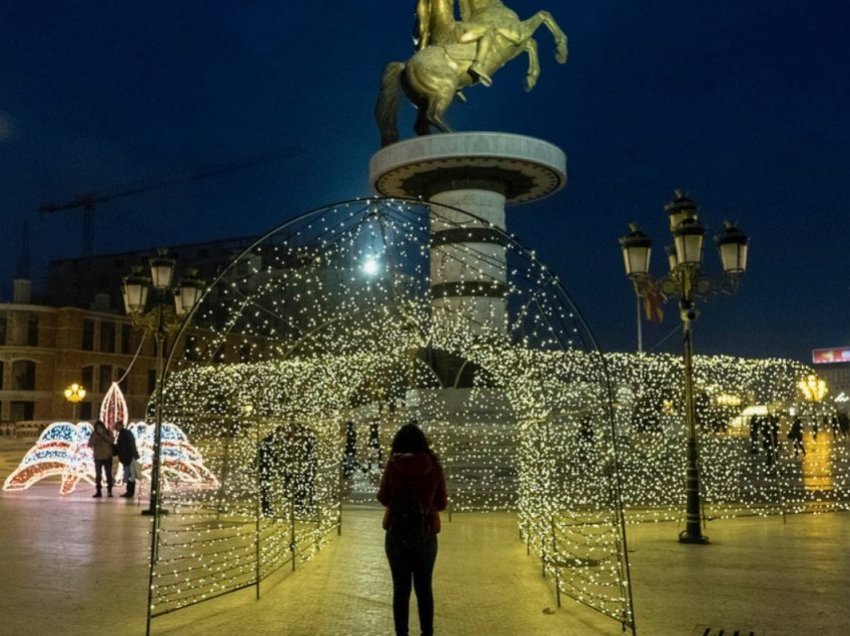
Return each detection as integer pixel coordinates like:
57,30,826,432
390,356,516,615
39,189,139,256
38,151,301,256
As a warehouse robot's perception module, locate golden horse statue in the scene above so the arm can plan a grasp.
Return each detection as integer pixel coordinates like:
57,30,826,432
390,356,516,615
376,0,568,146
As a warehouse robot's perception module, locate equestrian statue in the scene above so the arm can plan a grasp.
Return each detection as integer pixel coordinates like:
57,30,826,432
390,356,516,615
376,0,568,147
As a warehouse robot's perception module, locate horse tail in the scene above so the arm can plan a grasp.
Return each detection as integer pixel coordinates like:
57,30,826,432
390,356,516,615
376,62,405,147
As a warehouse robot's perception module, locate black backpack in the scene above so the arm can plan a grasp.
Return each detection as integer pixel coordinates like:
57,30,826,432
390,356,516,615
389,488,428,545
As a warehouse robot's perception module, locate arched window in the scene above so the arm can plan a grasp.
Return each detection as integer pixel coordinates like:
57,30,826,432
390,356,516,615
12,360,36,391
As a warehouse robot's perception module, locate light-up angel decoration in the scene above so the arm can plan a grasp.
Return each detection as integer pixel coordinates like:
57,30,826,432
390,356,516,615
3,383,217,495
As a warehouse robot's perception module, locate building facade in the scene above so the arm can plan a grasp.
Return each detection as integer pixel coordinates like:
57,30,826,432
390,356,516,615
0,236,282,434
0,297,158,433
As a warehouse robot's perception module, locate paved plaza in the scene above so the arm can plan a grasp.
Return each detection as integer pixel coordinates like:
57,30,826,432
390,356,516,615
2,441,850,635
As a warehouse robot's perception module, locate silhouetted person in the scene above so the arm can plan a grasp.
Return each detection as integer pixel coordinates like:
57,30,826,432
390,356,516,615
578,416,594,463
761,415,777,466
366,419,384,472
789,416,805,458
377,423,448,636
767,413,780,466
259,424,317,518
749,415,760,454
839,412,850,438
114,421,139,498
259,431,276,517
343,420,358,480
88,420,115,498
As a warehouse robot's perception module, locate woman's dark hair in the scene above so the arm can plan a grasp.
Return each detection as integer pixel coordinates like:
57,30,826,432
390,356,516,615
390,423,432,455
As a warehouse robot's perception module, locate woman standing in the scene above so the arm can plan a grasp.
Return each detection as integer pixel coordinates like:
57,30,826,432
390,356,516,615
87,420,115,498
377,423,448,636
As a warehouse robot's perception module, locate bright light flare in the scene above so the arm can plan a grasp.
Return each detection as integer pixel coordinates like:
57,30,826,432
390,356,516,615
362,256,380,276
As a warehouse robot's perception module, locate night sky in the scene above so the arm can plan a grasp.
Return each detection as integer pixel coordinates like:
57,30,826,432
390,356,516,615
1,1,848,362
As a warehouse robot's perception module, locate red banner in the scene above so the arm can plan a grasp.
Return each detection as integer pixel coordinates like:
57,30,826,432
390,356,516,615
812,347,850,365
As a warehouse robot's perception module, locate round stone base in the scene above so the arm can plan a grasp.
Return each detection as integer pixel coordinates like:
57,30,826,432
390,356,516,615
369,132,566,205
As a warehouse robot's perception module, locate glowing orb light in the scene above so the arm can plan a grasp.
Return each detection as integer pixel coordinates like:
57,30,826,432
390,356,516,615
361,255,380,276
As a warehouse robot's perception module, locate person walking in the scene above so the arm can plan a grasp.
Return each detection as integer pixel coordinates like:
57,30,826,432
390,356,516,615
366,419,385,473
114,421,139,498
839,412,850,438
343,420,359,480
789,416,805,458
88,420,115,498
377,423,448,636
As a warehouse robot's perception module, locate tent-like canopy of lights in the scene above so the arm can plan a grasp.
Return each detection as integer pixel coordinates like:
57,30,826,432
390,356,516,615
146,197,848,631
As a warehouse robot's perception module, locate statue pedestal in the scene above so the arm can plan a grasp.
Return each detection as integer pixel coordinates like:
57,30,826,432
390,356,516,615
369,132,566,334
367,133,567,508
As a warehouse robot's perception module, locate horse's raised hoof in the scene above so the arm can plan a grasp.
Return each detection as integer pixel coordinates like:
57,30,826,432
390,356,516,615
470,65,493,87
556,44,568,64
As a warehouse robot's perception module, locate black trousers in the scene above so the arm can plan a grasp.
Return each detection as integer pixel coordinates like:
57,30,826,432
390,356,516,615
385,532,438,636
94,457,114,493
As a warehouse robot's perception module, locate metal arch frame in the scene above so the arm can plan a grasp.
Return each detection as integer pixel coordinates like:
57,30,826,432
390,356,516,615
145,195,636,636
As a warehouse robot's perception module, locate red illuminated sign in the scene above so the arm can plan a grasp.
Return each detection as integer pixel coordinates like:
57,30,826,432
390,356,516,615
812,347,850,365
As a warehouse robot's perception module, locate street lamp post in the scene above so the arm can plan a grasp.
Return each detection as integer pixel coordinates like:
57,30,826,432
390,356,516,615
122,251,204,517
620,191,749,544
63,383,87,422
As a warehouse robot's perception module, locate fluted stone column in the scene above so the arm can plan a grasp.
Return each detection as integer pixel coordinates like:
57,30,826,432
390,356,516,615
429,188,508,334
370,132,566,336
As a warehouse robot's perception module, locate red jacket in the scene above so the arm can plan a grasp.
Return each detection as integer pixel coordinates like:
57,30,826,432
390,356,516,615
377,452,448,534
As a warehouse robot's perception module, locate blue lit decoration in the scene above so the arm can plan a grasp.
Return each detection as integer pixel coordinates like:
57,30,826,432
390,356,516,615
3,383,218,495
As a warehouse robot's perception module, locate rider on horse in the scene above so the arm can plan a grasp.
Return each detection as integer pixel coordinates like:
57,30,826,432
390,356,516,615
377,0,568,145
415,0,496,86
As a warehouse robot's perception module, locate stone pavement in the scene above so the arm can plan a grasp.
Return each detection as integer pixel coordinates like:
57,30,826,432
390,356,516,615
2,440,850,635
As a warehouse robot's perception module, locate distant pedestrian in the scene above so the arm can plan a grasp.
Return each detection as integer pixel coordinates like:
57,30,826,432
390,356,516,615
789,416,805,458
259,429,278,517
578,415,594,463
88,420,115,498
259,424,318,518
366,419,384,472
377,423,448,636
343,420,358,480
749,415,760,454
839,412,850,438
114,421,139,498
761,414,779,466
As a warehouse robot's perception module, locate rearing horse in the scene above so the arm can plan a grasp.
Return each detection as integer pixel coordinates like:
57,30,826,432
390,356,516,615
376,0,568,146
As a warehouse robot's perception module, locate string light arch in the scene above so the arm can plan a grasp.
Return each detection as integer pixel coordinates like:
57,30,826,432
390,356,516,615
147,196,635,632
